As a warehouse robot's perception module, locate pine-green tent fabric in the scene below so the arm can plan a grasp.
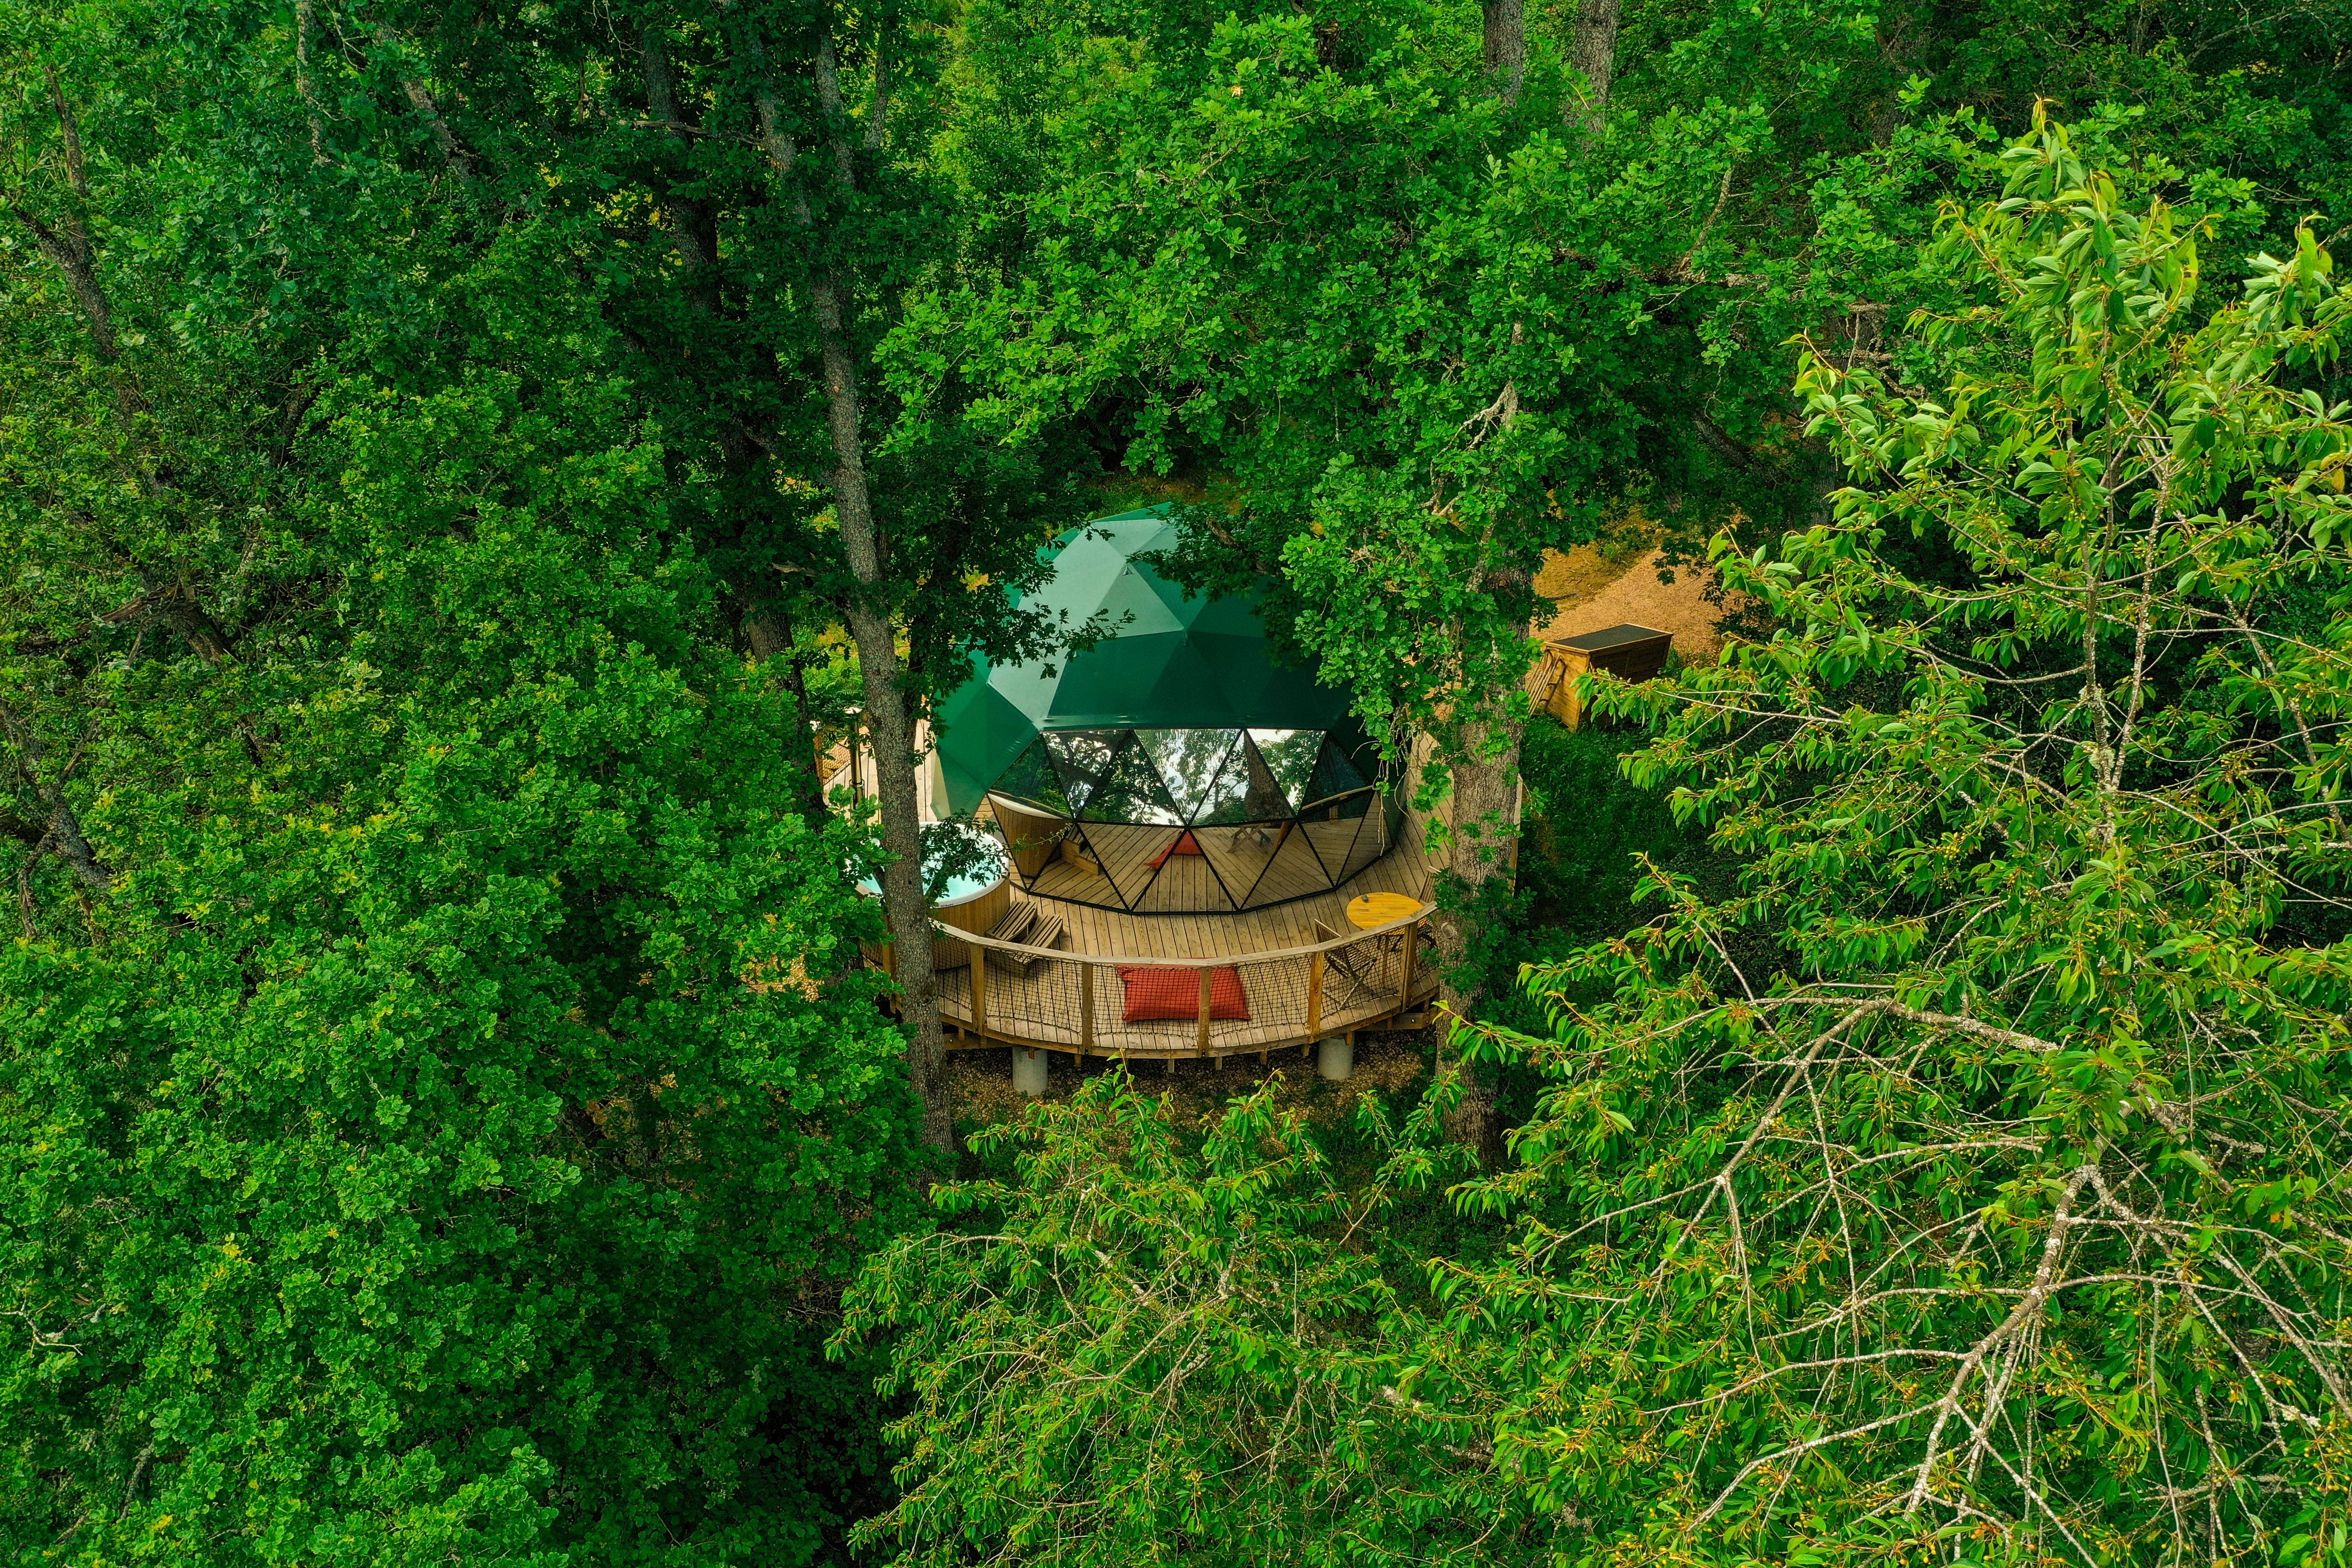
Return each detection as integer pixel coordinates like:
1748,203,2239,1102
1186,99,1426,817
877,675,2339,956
934,509,1354,818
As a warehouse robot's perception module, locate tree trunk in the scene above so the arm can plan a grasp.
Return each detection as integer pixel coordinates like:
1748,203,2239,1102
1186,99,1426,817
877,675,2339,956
17,68,118,361
642,24,832,834
744,38,954,1155
0,714,112,895
837,535,952,1155
775,635,828,826
1433,714,1521,1165
296,0,329,164
1866,8,1917,145
1569,0,1621,132
1482,0,1527,103
639,24,723,307
742,603,831,830
7,76,241,897
373,24,474,179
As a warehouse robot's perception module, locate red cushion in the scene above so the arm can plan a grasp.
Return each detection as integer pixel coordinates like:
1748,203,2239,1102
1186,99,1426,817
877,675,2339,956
1116,964,1250,1023
1148,830,1204,869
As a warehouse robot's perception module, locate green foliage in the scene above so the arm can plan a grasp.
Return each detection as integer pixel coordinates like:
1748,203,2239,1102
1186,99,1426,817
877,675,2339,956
947,0,1702,771
1448,113,2352,1559
837,106,2352,1566
1480,715,1723,1128
836,1068,1490,1566
946,0,2349,795
0,7,933,1562
1513,715,1707,944
1,341,925,1568
8,0,2352,1552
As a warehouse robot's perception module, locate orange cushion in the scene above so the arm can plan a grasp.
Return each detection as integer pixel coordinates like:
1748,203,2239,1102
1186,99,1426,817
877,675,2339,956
1116,964,1250,1023
1148,830,1204,869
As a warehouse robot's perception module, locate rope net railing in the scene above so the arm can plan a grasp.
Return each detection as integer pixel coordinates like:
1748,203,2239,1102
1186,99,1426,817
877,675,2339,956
929,905,1436,1058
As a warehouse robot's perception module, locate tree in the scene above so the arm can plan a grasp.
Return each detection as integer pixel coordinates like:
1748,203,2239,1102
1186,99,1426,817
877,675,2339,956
940,0,2346,1167
837,106,2352,1567
943,0,1768,1157
411,0,1084,1153
1450,111,2352,1559
1485,0,1527,101
0,7,928,1560
1564,0,1617,130
8,0,2352,1553
835,1069,1492,1566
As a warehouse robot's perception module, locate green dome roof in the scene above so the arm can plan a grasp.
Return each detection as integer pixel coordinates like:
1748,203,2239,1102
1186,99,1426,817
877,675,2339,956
935,508,1357,818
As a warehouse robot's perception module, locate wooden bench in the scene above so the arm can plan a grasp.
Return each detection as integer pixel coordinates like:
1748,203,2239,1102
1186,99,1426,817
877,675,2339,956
986,901,1067,977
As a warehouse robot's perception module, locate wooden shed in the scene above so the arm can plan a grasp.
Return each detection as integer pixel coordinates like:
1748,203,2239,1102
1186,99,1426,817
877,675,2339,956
1532,623,1674,728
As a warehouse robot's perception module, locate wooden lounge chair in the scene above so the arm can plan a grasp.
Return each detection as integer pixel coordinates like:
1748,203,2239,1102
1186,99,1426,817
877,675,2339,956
987,901,1066,978
1311,918,1378,1008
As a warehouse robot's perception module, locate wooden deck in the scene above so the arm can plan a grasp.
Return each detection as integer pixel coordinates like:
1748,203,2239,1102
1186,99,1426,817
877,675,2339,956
931,811,1441,1060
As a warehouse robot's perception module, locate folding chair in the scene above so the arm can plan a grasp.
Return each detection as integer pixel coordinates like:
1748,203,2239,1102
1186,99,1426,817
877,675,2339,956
987,902,1066,978
1310,918,1379,1008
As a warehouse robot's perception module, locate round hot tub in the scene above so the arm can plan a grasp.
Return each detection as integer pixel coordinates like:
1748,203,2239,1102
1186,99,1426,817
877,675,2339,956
857,821,1013,944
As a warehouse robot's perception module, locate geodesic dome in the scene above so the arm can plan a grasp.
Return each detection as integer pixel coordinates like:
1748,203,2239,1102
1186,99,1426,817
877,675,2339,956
933,508,1402,914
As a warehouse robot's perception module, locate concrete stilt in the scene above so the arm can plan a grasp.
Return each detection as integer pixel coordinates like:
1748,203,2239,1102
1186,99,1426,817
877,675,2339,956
1316,1036,1354,1081
1012,1046,1048,1097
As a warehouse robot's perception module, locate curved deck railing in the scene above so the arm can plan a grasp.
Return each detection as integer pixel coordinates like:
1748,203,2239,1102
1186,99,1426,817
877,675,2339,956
922,903,1438,1060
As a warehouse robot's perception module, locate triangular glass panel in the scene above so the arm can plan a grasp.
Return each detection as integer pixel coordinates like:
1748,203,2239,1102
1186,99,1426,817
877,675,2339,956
1216,735,1296,823
988,796,1070,886
1246,728,1321,811
1135,728,1242,823
1077,733,1185,825
1189,738,1261,825
1131,826,1238,913
1340,790,1405,883
1056,822,1137,911
1294,815,1361,886
1186,826,1260,911
1302,786,1373,823
1242,822,1340,908
1076,821,1168,908
1336,806,1388,880
989,736,1073,815
1303,734,1372,807
1044,729,1123,815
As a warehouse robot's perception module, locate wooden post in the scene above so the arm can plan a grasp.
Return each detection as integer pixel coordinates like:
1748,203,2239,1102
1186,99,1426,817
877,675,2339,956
1398,919,1418,1009
1196,965,1214,1054
1079,963,1095,1054
970,943,988,1041
1306,950,1325,1041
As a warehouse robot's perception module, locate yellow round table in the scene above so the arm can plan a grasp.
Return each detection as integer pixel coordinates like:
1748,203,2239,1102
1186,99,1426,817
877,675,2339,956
1346,891,1422,931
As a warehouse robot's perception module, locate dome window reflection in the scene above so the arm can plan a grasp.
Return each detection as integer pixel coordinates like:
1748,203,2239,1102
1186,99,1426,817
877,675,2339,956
933,509,1402,914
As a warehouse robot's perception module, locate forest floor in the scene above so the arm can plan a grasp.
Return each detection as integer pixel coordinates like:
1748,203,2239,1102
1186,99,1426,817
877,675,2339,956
1533,535,1733,664
949,1029,1435,1136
